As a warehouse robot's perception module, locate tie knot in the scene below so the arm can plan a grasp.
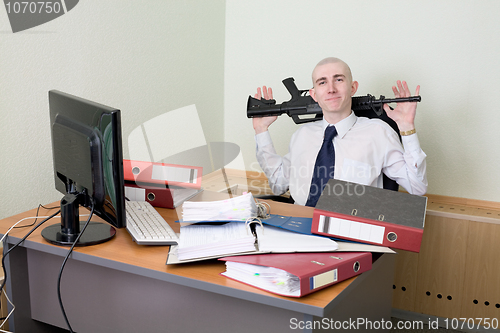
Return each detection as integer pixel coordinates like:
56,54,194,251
324,125,337,142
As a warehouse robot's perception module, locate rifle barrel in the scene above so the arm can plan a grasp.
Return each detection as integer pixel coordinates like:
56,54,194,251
376,96,421,104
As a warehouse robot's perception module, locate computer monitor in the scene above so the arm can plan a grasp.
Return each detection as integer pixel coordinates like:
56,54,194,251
41,90,126,246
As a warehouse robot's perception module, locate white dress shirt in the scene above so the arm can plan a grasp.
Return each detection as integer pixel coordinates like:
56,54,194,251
255,112,427,206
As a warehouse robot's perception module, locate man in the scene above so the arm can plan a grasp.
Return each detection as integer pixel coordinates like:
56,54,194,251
253,57,427,206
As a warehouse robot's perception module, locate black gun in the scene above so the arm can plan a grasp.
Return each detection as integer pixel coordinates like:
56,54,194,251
247,77,421,124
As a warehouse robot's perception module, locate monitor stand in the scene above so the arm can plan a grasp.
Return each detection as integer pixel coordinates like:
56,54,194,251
41,194,116,246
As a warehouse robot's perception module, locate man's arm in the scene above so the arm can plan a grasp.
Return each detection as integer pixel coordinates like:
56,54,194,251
253,86,291,195
400,133,428,195
380,121,427,195
255,131,291,196
382,81,427,194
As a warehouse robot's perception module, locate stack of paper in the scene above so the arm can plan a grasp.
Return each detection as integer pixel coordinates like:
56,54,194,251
223,261,301,296
220,252,373,297
177,223,257,261
175,222,339,262
182,192,258,222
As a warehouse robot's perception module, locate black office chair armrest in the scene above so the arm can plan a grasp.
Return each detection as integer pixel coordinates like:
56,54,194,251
255,195,295,204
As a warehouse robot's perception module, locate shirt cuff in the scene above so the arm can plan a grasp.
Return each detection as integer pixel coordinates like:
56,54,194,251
401,132,422,153
402,133,427,168
255,131,273,147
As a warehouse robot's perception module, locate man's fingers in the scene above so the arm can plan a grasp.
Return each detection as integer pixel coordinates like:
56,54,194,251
262,86,270,100
393,81,417,98
402,81,412,97
254,87,262,100
397,80,408,97
414,85,420,96
392,85,399,98
255,86,274,100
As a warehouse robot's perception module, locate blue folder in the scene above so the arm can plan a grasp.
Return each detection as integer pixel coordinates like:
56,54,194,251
259,214,314,235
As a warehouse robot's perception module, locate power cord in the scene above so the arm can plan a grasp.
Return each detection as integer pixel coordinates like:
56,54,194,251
13,204,59,229
57,203,95,333
0,209,61,330
0,202,94,331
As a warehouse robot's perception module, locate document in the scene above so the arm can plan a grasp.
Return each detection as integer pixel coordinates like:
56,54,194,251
181,192,258,222
173,222,339,262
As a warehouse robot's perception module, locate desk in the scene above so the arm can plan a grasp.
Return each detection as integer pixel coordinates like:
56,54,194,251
211,169,500,324
1,191,395,333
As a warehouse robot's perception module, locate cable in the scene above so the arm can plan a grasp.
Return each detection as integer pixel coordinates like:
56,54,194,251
0,208,91,329
13,204,59,229
57,203,95,333
0,209,61,330
0,285,15,332
1,203,93,331
0,209,61,290
1,215,56,244
0,213,90,246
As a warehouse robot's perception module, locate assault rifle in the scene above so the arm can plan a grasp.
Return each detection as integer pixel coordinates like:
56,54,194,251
247,77,421,124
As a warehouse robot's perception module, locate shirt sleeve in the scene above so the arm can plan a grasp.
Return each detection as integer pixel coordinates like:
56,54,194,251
255,131,290,196
385,132,428,195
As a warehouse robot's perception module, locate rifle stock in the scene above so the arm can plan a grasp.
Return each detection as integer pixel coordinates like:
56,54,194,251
247,77,421,124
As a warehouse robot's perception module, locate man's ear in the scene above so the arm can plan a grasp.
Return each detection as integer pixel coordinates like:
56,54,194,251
309,88,317,102
351,81,359,96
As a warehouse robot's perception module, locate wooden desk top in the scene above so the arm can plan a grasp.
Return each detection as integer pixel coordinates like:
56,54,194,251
0,191,358,316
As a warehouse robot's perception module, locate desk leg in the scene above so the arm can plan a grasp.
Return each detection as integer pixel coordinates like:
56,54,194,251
4,243,67,333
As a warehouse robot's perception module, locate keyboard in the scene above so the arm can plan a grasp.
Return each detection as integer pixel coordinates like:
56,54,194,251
125,201,179,245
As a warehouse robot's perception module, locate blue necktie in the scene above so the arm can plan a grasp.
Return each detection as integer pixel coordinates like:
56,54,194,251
305,125,337,207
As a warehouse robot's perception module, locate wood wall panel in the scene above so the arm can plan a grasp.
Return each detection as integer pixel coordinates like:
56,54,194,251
461,221,500,321
413,215,469,318
392,249,419,311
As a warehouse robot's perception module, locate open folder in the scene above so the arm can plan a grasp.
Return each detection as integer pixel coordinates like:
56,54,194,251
173,222,338,262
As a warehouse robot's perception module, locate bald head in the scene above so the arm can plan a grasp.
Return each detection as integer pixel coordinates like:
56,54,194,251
312,57,353,85
308,57,359,123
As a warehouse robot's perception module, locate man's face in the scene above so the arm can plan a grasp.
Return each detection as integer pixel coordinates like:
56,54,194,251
309,61,358,119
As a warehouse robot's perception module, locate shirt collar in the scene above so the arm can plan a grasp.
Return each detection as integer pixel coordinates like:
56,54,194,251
321,112,357,139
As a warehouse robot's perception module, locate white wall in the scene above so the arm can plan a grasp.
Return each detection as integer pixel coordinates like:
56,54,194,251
225,0,500,202
2,0,499,221
0,0,225,219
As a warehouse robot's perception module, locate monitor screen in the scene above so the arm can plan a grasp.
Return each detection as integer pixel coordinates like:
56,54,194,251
42,90,126,246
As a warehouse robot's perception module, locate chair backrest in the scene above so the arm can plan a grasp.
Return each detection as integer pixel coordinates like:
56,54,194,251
353,108,400,191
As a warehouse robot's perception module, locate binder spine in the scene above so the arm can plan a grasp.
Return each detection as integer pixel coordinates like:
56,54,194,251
302,254,372,295
123,159,202,189
312,209,424,252
336,255,372,283
124,184,174,209
309,269,338,291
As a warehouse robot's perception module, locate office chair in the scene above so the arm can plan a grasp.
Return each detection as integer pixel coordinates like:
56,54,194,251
354,106,400,192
